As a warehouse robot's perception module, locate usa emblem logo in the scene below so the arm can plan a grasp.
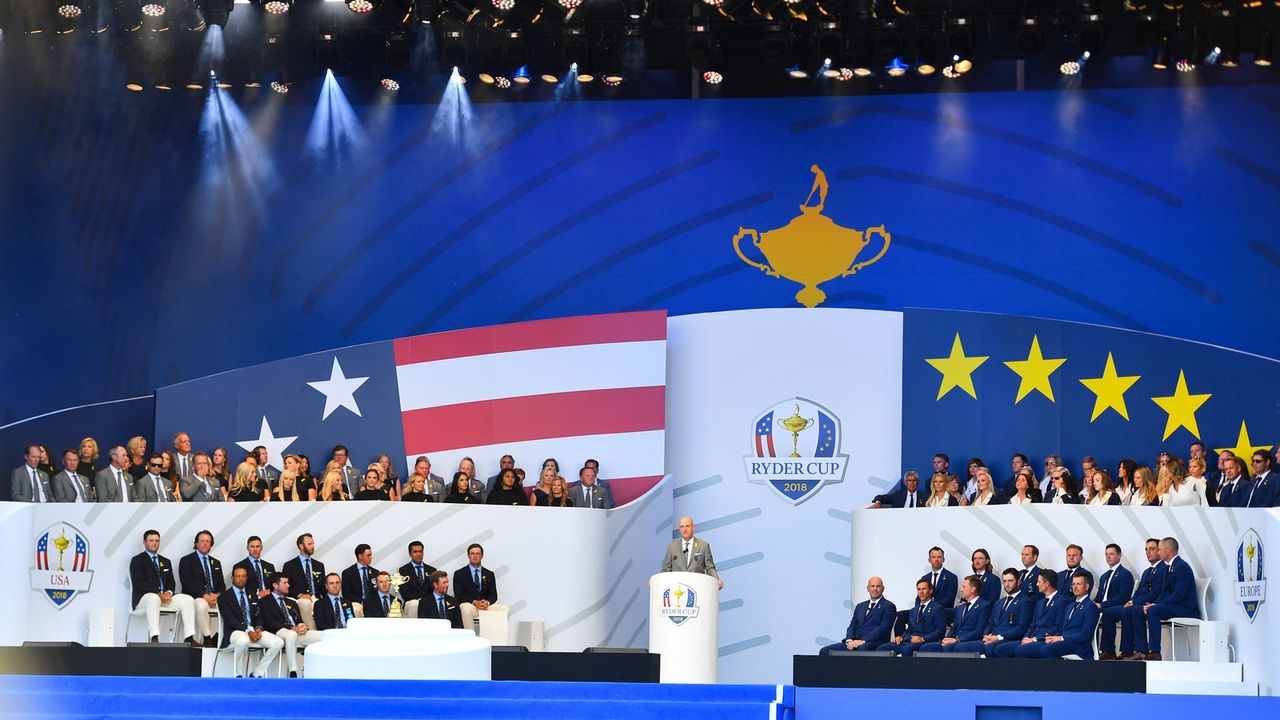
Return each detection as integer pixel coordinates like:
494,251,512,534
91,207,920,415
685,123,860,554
660,583,700,626
31,523,95,609
1235,529,1265,623
743,397,848,505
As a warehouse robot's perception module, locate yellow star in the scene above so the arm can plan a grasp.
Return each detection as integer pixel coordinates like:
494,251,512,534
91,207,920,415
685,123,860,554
1004,335,1067,403
1078,352,1141,421
1214,420,1273,475
1150,370,1212,441
925,333,988,400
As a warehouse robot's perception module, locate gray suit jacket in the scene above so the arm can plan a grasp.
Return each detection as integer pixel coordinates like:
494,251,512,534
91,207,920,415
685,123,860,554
468,476,486,501
257,466,280,490
179,474,224,502
52,470,95,502
135,474,177,502
570,481,616,509
93,467,135,502
426,474,446,503
10,466,53,502
661,537,719,580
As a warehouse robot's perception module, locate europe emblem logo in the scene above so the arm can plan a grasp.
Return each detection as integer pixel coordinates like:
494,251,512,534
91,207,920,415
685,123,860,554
1235,529,1265,623
660,583,700,626
744,397,848,505
31,523,94,609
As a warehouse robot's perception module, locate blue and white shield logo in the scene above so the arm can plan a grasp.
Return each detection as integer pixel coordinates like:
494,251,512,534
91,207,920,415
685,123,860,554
659,583,700,626
743,397,848,505
30,523,95,609
1235,529,1265,623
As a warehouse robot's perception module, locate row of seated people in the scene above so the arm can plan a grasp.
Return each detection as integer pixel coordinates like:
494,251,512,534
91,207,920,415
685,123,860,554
10,436,618,508
819,538,1199,660
872,448,1278,508
127,529,507,677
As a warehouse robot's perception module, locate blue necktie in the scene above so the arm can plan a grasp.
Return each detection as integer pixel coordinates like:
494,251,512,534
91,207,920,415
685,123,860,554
474,568,481,591
202,556,212,592
333,598,344,628
240,591,250,626
304,559,314,595
153,556,164,592
438,597,446,618
278,597,293,626
254,559,263,589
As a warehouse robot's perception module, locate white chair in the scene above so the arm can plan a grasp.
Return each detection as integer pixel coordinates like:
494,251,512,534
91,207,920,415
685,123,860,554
124,576,181,644
1165,577,1211,660
209,607,282,676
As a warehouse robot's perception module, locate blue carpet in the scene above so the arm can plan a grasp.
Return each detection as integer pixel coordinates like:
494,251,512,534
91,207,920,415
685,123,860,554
0,675,794,720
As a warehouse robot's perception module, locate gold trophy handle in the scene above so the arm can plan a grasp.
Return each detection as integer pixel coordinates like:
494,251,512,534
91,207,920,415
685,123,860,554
842,225,891,277
733,227,779,277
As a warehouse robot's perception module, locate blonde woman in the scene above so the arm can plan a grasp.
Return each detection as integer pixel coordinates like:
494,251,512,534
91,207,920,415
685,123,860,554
1162,458,1206,506
78,438,101,477
968,468,1007,506
546,475,573,507
126,436,149,480
320,469,349,501
401,474,431,502
272,470,304,502
228,461,268,503
1086,470,1121,505
530,466,556,506
376,454,400,496
1126,466,1161,507
926,473,958,507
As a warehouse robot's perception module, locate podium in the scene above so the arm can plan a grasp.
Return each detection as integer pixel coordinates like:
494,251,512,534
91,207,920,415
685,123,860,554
648,571,718,683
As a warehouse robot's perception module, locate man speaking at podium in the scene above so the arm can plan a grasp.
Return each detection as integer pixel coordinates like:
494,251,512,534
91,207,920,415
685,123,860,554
661,516,723,590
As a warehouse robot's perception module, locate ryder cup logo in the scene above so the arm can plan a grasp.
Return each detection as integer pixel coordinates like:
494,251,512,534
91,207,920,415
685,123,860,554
744,397,848,505
1235,529,1265,622
660,583,700,626
31,523,94,609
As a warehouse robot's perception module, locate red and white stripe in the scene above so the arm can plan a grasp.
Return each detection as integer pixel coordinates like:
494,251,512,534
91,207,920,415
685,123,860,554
394,312,666,506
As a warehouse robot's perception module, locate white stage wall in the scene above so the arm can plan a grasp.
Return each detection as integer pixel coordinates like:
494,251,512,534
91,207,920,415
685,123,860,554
851,506,1278,694
10,478,672,652
665,308,905,684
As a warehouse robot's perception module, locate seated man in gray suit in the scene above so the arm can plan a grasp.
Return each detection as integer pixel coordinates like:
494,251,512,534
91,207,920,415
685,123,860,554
572,466,616,509
93,445,137,502
661,516,723,589
53,448,95,502
135,453,177,502
11,444,54,502
180,452,224,502
411,456,447,503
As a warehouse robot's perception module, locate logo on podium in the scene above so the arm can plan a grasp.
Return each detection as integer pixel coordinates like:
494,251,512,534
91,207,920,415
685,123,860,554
30,523,94,609
660,583,700,626
744,397,848,505
1236,529,1265,623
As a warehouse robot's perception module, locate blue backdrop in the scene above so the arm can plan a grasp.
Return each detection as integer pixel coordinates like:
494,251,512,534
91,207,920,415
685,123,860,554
2,73,1279,425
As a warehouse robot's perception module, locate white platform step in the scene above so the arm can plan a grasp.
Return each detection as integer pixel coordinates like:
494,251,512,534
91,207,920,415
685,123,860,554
1146,661,1257,696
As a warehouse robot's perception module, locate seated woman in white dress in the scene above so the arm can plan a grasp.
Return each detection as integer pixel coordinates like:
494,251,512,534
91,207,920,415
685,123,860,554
1125,466,1161,507
1114,459,1137,505
1086,470,1122,505
1161,458,1207,506
1008,469,1041,504
925,472,959,507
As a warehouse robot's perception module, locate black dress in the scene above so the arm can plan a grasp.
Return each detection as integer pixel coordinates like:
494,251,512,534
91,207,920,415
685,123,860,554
296,476,318,499
443,491,474,504
229,485,263,502
485,486,528,505
401,491,432,502
354,487,391,501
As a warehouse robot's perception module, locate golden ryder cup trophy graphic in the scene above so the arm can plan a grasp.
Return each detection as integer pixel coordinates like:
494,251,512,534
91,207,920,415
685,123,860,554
387,571,409,618
54,530,71,572
777,404,814,458
733,164,891,308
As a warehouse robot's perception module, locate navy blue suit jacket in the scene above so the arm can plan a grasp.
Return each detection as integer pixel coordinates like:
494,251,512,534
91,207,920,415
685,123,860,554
1131,562,1166,605
216,587,264,648
1057,566,1094,594
920,569,959,608
1242,471,1278,507
901,600,946,643
1056,596,1101,654
843,598,897,645
987,592,1034,640
1018,565,1045,600
1151,556,1198,615
873,487,928,508
1228,478,1255,508
972,570,1001,607
1027,592,1067,641
946,598,993,642
1093,565,1134,608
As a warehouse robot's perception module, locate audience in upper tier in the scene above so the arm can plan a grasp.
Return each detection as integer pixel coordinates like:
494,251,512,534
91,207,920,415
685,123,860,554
7,433,618,506
870,448,1278,508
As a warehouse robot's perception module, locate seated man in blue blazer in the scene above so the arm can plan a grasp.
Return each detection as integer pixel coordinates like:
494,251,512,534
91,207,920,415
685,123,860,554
1094,543,1135,660
992,570,1065,657
1033,574,1100,658
871,471,927,509
1017,545,1047,602
820,576,897,654
920,546,959,609
876,578,945,656
919,575,993,653
1119,538,1164,659
1057,544,1094,594
970,550,1002,608
1136,537,1199,660
951,569,1033,655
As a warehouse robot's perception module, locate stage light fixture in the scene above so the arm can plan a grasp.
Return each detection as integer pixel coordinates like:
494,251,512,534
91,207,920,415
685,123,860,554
1255,26,1274,66
264,0,288,13
1175,57,1194,71
197,0,232,26
1152,34,1171,68
947,16,972,73
271,80,289,92
886,56,908,76
787,64,808,78
346,0,372,12
702,69,723,83
381,77,400,90
55,3,82,34
495,75,511,87
513,65,530,83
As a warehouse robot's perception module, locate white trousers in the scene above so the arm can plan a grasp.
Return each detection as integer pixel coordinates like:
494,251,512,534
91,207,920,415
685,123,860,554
459,602,509,631
295,597,315,630
403,599,420,619
193,598,215,640
133,593,195,640
228,630,284,677
275,627,323,673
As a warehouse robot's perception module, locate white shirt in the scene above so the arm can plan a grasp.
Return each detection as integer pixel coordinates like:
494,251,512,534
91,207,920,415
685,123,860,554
925,494,950,507
1162,476,1207,506
1086,490,1114,506
1008,494,1034,505
971,490,995,506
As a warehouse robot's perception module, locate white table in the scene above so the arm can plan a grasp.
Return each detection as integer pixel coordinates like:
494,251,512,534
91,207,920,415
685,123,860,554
304,618,492,680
